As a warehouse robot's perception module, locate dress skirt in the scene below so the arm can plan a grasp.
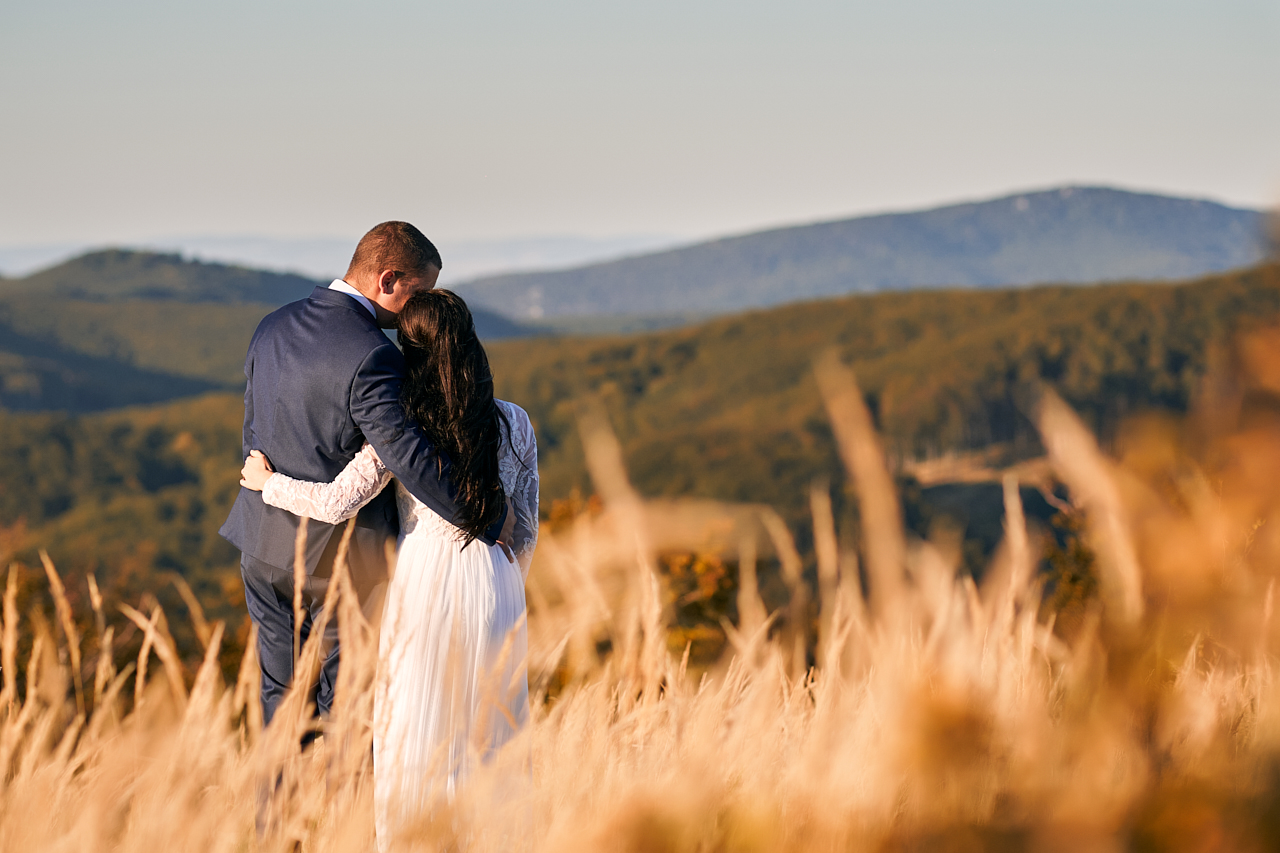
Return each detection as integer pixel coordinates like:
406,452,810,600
373,492,529,846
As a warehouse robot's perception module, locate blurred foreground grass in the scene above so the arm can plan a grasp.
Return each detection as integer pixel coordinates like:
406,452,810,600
5,335,1280,852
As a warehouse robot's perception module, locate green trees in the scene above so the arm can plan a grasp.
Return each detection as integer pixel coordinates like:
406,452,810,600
1,261,1277,669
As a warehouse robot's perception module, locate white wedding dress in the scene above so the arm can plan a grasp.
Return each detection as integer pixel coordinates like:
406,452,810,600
259,400,538,846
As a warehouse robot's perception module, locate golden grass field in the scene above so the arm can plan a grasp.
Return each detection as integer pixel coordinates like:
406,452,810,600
5,340,1280,852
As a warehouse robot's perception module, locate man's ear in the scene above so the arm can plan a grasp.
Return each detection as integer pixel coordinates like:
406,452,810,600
376,269,399,293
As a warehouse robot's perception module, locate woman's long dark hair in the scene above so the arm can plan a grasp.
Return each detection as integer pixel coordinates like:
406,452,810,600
397,290,508,545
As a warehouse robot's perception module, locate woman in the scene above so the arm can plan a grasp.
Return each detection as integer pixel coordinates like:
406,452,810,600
239,289,538,844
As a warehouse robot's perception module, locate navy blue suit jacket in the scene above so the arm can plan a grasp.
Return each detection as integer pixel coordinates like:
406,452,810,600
220,287,502,581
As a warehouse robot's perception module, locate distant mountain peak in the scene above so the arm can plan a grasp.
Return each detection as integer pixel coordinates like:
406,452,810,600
453,185,1267,321
0,249,320,305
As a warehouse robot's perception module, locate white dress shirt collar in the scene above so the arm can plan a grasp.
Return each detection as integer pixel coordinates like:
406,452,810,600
328,279,377,320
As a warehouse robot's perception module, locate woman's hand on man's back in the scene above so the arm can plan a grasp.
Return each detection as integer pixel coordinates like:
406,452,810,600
240,450,275,492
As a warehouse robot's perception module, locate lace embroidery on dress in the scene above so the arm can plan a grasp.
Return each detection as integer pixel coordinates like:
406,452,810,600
393,483,468,542
261,443,392,525
497,400,539,577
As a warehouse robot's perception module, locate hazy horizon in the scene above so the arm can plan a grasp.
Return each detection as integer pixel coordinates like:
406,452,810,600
1,181,1267,281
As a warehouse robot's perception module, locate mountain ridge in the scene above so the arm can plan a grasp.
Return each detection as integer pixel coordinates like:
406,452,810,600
1,249,321,304
452,186,1267,320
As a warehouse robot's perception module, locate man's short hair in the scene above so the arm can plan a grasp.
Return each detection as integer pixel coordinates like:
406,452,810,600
346,221,442,280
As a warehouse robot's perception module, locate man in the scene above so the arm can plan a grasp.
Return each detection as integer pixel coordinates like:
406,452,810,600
220,221,509,726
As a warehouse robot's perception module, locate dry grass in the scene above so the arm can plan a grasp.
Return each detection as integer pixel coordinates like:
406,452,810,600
6,341,1280,852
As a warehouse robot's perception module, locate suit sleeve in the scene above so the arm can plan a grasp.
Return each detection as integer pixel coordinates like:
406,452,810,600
241,348,255,459
348,343,507,544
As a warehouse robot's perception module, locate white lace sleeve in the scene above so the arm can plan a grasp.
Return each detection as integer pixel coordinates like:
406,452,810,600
261,444,393,525
498,402,539,578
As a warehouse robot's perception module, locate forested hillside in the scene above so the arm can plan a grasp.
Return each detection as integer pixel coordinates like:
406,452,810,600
0,394,245,646
2,262,1277,640
455,187,1267,320
493,263,1280,507
0,250,530,410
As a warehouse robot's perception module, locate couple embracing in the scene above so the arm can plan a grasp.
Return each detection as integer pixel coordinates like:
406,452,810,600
219,221,538,844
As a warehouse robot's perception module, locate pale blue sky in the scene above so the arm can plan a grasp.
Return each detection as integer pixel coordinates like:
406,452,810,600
2,0,1277,247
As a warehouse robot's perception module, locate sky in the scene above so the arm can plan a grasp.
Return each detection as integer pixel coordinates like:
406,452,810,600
2,0,1278,251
